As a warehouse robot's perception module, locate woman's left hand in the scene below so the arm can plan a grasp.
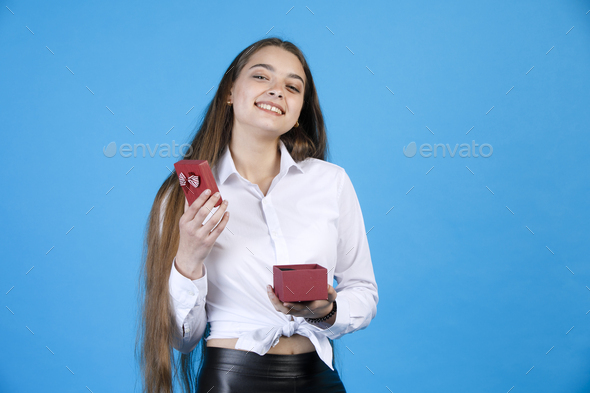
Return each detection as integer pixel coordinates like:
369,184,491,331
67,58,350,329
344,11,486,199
267,284,337,319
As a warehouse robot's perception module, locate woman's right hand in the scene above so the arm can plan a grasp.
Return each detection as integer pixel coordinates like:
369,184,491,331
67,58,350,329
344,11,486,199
175,189,230,279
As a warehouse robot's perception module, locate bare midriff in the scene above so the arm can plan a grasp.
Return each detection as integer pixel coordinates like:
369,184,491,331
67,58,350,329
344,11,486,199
207,334,315,355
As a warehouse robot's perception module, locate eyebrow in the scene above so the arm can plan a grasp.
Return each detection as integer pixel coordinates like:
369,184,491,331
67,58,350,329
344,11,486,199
248,64,305,87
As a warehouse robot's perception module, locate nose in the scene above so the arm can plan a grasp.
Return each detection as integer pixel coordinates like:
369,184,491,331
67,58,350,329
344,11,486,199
267,80,284,98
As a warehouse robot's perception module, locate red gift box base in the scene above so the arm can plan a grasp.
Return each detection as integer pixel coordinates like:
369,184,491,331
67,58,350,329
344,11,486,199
273,264,328,303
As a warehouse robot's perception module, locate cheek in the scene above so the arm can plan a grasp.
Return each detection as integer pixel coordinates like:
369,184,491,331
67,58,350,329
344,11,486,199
233,95,256,118
288,101,304,117
237,90,254,106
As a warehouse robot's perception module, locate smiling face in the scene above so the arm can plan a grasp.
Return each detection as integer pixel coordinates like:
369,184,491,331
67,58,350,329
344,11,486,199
229,45,306,139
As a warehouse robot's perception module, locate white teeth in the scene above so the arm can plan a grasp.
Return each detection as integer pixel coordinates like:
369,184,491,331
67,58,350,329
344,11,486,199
256,103,283,115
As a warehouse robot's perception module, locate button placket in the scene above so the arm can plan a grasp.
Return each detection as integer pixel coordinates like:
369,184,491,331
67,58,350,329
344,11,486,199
261,195,290,265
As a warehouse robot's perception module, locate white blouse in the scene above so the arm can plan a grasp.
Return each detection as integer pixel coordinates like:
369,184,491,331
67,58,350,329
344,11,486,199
164,139,378,371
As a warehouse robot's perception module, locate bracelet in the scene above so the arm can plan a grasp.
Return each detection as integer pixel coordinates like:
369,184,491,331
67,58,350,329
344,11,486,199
304,300,337,324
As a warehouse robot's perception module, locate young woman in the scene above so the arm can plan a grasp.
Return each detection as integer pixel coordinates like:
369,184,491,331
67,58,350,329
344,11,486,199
137,37,379,393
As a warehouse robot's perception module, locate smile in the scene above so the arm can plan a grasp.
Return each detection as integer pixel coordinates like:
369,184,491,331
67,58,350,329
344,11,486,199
255,103,284,115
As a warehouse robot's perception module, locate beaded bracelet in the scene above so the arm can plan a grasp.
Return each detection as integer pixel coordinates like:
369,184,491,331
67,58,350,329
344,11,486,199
304,300,337,324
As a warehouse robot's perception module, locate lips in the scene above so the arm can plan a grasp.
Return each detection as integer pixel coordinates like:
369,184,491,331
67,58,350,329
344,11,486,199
255,101,285,115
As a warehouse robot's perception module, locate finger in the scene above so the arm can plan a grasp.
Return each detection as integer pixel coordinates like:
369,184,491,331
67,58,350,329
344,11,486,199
267,286,295,314
208,205,230,238
327,284,337,303
186,189,213,221
184,197,189,213
283,300,309,310
203,191,222,213
282,303,300,313
201,199,229,234
266,285,282,309
193,191,222,225
284,304,297,315
281,299,307,314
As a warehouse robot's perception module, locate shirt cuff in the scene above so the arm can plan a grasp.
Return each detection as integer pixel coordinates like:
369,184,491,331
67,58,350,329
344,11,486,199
169,257,208,309
303,294,350,339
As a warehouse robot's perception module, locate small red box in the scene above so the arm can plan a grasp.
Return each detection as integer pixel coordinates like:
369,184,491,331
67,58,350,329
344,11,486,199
173,160,222,208
273,264,328,303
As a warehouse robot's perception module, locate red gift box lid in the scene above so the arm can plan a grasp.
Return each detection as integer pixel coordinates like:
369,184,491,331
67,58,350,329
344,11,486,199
173,160,222,207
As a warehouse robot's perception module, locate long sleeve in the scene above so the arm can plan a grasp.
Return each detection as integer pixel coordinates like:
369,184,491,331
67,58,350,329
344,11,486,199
304,168,379,339
159,189,209,354
169,258,208,354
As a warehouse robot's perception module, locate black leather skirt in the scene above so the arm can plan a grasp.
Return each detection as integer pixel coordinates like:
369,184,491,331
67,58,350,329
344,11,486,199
196,346,347,393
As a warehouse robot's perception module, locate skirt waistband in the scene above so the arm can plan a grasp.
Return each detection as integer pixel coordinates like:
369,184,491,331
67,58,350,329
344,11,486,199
202,346,328,378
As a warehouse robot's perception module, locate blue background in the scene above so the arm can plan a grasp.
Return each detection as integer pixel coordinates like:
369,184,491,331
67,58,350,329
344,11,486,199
1,1,590,392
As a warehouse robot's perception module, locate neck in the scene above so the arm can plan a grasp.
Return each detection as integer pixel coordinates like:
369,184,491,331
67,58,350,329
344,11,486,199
229,132,281,184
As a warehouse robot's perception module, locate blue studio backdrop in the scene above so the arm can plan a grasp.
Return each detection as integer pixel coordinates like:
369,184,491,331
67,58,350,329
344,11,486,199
1,1,590,392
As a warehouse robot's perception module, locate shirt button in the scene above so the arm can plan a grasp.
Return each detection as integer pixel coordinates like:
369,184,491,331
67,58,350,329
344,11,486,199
262,198,267,205
271,230,278,236
188,291,195,296
185,328,191,333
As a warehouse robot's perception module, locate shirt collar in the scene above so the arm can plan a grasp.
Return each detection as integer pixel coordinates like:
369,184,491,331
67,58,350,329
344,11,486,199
216,139,305,185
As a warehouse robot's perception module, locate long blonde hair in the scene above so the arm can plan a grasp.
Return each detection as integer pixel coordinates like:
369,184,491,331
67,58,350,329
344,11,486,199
136,36,340,393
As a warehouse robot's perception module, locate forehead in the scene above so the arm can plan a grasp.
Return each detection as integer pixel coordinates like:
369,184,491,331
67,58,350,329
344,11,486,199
245,46,305,81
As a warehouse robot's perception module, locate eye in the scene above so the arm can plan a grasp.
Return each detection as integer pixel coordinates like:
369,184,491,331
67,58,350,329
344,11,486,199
253,75,300,93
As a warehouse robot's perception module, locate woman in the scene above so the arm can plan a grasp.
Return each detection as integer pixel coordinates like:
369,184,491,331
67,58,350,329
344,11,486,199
137,37,379,393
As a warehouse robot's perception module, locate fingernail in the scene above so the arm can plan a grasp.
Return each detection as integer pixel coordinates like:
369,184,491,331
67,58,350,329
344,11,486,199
204,189,211,195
